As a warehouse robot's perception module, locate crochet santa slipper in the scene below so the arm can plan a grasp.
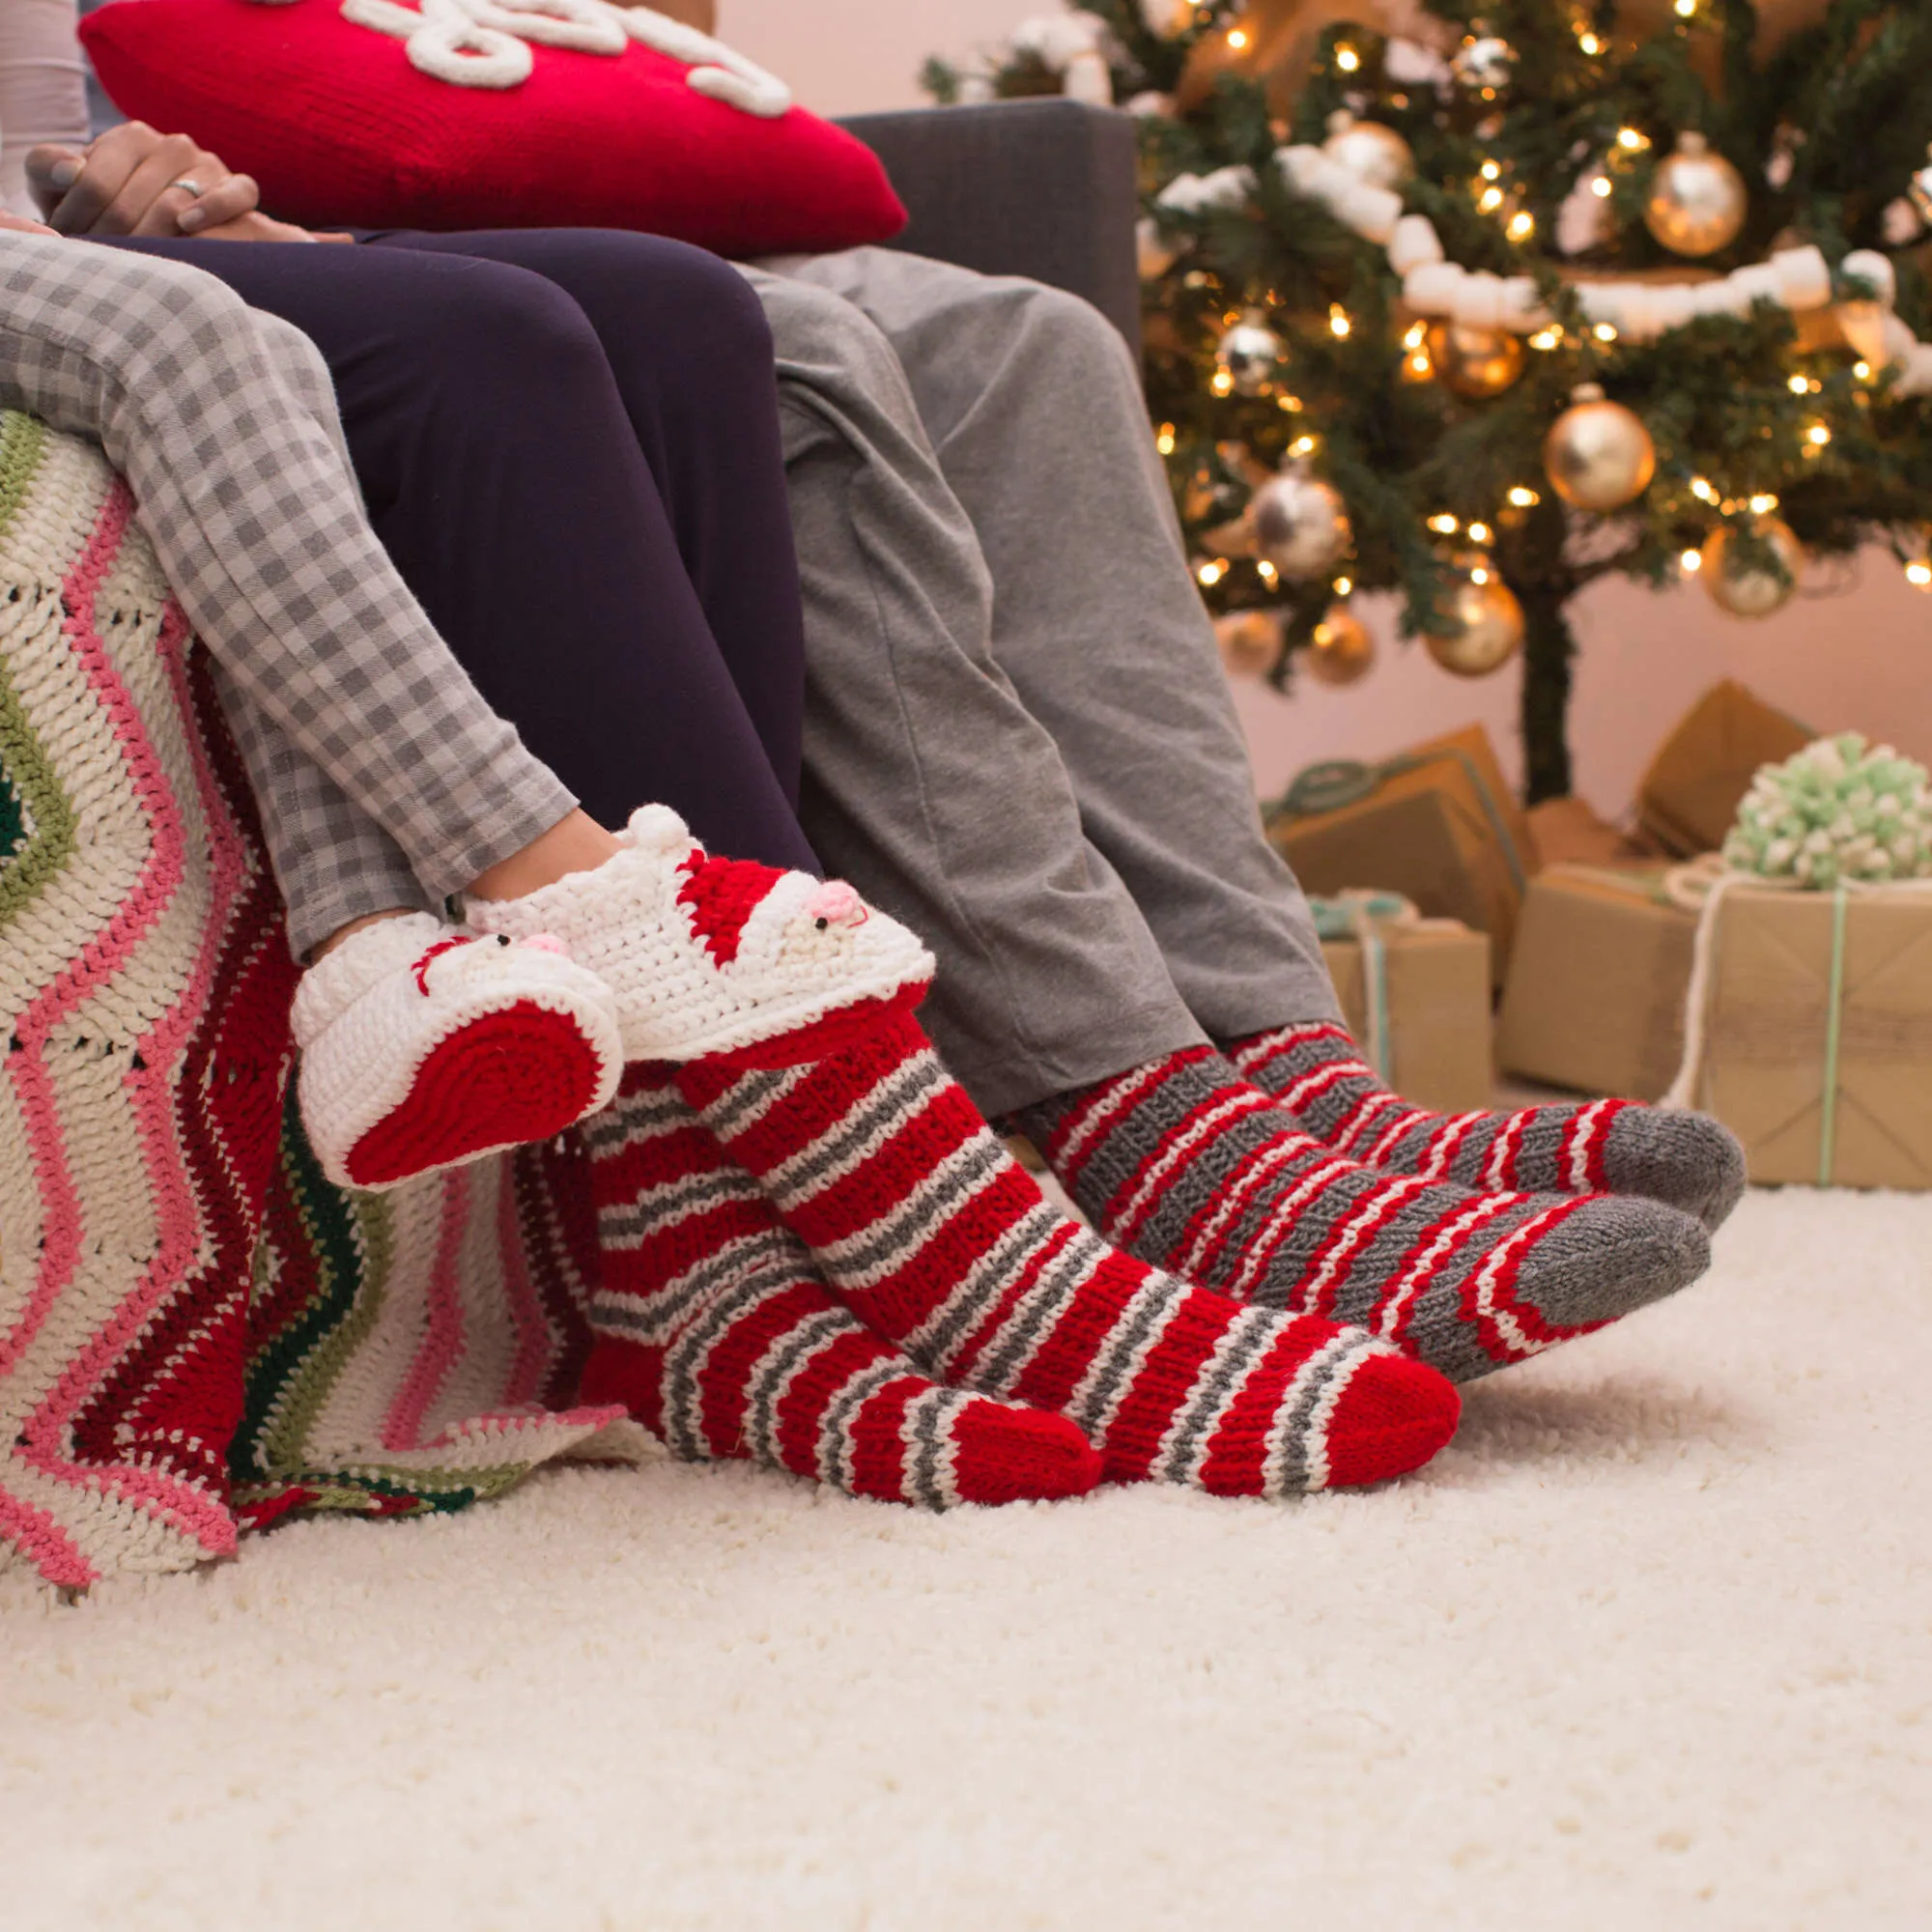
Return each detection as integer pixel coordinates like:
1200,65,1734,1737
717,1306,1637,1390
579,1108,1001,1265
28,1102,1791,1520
464,806,935,1068
293,912,624,1192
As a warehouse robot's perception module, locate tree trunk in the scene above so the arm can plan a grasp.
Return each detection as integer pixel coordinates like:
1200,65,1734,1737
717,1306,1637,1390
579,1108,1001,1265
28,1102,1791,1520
1517,579,1578,805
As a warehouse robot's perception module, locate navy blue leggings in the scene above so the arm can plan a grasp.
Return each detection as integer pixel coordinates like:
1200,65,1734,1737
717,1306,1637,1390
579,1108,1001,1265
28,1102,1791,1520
91,228,817,874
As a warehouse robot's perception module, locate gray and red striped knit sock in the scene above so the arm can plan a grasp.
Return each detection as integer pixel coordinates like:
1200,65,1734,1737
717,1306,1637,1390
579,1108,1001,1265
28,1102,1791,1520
1013,1047,1712,1385
675,1017,1461,1499
1229,1023,1747,1232
578,1065,1102,1509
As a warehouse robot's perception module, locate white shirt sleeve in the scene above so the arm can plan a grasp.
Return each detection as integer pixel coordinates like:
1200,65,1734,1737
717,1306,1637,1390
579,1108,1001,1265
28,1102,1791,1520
0,0,91,218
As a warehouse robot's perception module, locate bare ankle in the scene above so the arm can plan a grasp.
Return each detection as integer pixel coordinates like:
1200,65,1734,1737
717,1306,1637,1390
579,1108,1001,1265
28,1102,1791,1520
469,810,622,903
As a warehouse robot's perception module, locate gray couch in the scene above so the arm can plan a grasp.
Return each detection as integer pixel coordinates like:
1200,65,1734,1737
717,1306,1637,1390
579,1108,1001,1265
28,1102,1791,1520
838,98,1142,357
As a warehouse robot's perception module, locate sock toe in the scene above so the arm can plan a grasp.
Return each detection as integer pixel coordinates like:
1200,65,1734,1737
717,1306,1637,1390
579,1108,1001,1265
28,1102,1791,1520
1510,1195,1711,1344
949,1402,1104,1504
1602,1111,1747,1232
1321,1350,1461,1489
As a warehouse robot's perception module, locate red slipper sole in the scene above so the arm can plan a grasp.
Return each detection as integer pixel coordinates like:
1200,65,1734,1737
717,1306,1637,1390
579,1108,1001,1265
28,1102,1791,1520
344,1000,606,1189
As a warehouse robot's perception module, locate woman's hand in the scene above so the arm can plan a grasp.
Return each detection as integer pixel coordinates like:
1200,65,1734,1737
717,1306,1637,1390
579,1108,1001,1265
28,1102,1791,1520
27,123,261,238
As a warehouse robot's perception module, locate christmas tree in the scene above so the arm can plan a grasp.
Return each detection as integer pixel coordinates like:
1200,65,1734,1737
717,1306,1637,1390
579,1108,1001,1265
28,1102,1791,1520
927,0,1932,800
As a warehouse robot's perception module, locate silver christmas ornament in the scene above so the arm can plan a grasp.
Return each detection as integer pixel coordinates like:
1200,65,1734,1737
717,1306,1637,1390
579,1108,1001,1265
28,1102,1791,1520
1322,111,1414,192
1451,36,1513,94
1909,142,1932,227
1544,384,1657,511
1250,471,1350,581
1215,312,1287,396
1643,132,1747,258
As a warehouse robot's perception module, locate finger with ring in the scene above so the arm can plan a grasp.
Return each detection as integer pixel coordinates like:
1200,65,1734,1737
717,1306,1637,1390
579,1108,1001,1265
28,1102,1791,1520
169,178,206,197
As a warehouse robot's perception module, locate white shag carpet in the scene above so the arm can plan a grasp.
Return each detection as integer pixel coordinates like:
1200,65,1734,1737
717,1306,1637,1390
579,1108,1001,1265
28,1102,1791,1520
6,1188,1930,1931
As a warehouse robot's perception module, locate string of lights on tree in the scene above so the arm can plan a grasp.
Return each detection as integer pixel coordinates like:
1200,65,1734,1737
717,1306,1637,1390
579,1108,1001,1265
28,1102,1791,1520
926,0,1932,801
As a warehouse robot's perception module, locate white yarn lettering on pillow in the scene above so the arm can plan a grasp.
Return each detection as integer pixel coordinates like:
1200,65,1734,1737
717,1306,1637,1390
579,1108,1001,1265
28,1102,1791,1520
322,0,791,113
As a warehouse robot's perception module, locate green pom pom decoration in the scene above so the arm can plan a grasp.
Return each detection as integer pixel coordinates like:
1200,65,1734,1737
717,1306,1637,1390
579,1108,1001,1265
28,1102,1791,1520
1722,733,1932,887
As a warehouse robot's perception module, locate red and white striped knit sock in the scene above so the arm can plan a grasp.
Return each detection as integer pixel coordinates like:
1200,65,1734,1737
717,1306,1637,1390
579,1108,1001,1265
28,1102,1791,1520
577,1065,1102,1509
675,1017,1461,1498
1014,1047,1713,1385
1228,1023,1747,1232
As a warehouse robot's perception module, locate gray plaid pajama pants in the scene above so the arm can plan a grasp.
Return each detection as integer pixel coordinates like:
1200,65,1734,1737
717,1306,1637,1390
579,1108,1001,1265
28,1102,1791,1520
0,232,575,957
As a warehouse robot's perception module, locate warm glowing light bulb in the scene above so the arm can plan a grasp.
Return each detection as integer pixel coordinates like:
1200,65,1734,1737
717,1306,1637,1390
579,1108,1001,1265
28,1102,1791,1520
1404,322,1428,350
1156,423,1177,455
1277,393,1304,412
1578,31,1602,54
1196,558,1226,585
1529,329,1561,352
1469,565,1492,585
1616,128,1648,152
1807,423,1833,446
1508,486,1540,508
1593,323,1619,343
1210,370,1235,396
1478,186,1506,213
1908,561,1932,587
1290,435,1319,458
1227,27,1248,49
1674,0,1696,15
1329,305,1351,338
1690,477,1719,503
1749,493,1779,515
1855,360,1873,382
1467,522,1493,546
1681,549,1703,573
1333,576,1353,597
1788,374,1811,395
1335,43,1360,71
1480,160,1502,182
1257,559,1278,583
1590,175,1613,198
1428,513,1460,535
1407,353,1433,376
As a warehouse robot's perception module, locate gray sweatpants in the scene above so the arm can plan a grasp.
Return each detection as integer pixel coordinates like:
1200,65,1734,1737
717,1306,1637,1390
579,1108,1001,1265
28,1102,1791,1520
748,249,1340,1119
0,233,573,958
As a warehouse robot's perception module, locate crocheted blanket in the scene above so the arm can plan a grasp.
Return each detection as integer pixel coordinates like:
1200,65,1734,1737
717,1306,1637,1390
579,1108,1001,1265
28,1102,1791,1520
0,412,639,1590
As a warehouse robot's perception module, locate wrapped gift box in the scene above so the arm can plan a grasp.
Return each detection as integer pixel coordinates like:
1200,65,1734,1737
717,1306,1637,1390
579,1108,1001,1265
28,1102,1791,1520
1525,795,1662,868
1496,864,1695,1102
1637,680,1811,858
1321,917,1493,1114
1682,886,1932,1190
1268,724,1533,984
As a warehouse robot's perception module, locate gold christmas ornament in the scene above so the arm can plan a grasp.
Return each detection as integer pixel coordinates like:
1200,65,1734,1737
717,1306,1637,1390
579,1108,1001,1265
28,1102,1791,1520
1215,609,1283,679
1304,603,1376,685
1643,132,1747,258
1543,384,1657,511
1215,312,1287,396
1700,519,1804,618
1322,111,1413,191
1424,320,1525,399
1423,553,1524,676
1250,470,1350,580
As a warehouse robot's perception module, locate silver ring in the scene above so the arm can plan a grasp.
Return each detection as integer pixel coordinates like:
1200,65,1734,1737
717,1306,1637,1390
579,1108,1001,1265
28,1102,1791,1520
168,178,206,198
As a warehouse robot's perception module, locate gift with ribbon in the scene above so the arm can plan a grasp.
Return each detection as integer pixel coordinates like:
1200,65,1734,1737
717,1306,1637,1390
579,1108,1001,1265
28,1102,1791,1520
1636,680,1812,861
1496,863,1697,1102
1266,724,1532,984
1658,735,1932,1188
1311,891,1492,1114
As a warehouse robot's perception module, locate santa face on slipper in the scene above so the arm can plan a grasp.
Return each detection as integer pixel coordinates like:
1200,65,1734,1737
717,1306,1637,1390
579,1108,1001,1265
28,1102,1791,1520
465,805,936,1066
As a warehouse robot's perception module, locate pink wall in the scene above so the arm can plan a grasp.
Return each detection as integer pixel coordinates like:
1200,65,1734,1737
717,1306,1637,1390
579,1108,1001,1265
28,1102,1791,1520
1230,560,1932,819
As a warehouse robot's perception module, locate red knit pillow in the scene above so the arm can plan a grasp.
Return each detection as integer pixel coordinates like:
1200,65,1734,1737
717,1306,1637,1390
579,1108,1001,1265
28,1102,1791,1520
80,0,907,257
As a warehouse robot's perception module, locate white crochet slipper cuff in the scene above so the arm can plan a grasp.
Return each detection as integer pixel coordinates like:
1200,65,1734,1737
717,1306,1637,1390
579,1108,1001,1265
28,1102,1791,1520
294,912,624,1194
464,805,935,1065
